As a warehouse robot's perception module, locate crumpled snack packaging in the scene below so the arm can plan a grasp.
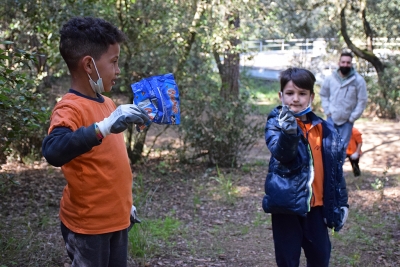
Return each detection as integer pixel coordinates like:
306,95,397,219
131,73,180,131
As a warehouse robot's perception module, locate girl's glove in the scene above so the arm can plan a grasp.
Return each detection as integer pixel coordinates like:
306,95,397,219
278,105,297,135
97,104,150,137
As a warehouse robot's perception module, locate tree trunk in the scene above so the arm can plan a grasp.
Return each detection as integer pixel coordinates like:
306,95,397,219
127,127,148,164
174,0,209,80
218,12,240,100
220,51,240,100
340,2,397,119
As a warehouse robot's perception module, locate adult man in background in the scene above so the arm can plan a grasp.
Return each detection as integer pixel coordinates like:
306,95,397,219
320,52,368,154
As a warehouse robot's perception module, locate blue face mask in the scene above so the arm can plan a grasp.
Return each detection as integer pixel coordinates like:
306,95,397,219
293,103,312,117
280,92,312,117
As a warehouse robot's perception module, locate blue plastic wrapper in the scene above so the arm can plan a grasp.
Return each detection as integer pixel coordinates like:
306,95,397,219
131,73,180,131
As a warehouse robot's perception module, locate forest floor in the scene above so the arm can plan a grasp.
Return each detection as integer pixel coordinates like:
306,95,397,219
1,118,399,267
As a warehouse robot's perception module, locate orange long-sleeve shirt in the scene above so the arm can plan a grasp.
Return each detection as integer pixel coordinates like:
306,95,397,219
297,119,324,207
48,93,133,234
346,127,363,156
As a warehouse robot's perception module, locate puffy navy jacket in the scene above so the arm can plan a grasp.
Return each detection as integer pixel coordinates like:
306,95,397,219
262,107,349,231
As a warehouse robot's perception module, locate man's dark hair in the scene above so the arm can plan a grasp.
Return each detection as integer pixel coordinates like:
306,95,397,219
280,68,316,94
59,17,126,71
340,51,353,59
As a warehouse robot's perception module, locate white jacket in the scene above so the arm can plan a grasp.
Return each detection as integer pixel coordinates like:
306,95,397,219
320,69,368,125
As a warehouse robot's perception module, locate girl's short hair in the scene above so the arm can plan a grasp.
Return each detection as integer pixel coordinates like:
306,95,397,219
59,17,126,71
280,68,316,94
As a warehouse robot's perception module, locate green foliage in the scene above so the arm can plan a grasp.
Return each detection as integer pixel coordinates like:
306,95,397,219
365,56,400,119
371,165,391,201
210,166,239,205
0,42,50,162
371,178,385,191
253,212,271,227
0,0,100,78
241,159,267,173
0,234,28,264
240,76,280,114
0,173,19,197
128,216,181,260
0,0,399,167
179,56,264,167
181,91,263,167
132,172,151,208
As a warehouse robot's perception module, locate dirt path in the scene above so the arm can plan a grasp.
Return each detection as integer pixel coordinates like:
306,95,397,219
353,120,400,174
139,119,400,267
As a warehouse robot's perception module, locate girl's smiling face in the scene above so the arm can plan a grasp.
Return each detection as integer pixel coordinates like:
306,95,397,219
279,80,314,114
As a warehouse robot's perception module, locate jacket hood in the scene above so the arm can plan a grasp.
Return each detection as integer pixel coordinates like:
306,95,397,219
334,67,355,80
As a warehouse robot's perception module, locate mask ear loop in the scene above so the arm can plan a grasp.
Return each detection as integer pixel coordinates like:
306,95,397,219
305,98,312,109
90,58,101,82
279,92,285,107
280,92,291,111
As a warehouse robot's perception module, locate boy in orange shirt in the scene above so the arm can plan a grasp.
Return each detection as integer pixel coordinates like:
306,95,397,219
346,127,363,176
42,17,150,267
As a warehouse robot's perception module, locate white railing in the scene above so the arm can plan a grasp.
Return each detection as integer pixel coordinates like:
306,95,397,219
243,38,400,53
244,38,316,52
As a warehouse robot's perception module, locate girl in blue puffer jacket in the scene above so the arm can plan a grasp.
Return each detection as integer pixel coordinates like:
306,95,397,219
262,68,349,267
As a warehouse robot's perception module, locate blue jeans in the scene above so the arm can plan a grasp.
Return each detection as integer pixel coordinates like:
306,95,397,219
327,117,353,161
61,222,128,267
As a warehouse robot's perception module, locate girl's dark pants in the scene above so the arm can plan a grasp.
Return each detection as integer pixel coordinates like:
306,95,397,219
61,222,128,267
271,206,331,267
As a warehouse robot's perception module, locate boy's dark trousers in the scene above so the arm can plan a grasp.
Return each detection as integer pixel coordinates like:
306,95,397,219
347,155,361,177
271,206,331,267
61,222,128,267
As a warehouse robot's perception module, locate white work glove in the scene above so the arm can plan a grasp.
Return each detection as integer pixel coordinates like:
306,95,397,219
97,104,150,137
350,152,359,160
127,205,141,232
130,205,141,224
278,105,297,135
341,206,349,225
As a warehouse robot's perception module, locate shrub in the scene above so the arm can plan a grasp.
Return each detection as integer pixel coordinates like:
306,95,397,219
180,84,263,167
370,68,400,119
0,42,50,163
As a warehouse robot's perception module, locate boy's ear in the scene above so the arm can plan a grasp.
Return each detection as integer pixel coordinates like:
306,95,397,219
310,93,315,102
82,56,93,74
278,91,282,101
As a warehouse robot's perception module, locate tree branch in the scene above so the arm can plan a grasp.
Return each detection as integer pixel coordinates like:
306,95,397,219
174,0,209,75
340,3,385,79
361,5,374,52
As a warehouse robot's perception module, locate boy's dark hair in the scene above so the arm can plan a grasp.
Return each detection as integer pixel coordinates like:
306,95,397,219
280,68,316,94
59,17,126,71
340,51,353,59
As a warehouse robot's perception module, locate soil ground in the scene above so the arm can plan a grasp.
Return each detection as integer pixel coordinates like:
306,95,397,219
1,119,399,267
